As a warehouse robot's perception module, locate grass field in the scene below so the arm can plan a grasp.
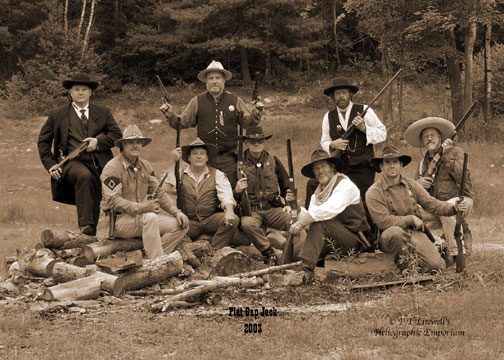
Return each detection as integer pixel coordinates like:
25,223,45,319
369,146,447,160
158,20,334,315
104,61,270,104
1,82,503,359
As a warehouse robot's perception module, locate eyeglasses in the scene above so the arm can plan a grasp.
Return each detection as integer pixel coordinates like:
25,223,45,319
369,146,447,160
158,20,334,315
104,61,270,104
248,139,265,145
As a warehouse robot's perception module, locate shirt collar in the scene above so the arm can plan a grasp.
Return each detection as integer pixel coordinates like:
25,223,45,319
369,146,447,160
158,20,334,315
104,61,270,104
184,165,210,179
72,102,89,112
380,173,408,190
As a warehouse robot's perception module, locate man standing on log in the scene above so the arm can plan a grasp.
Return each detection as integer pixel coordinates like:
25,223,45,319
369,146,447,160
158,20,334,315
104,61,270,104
168,138,239,249
365,146,472,272
100,125,189,259
404,117,474,261
305,77,386,207
235,127,295,265
290,150,370,283
38,73,122,236
160,60,263,188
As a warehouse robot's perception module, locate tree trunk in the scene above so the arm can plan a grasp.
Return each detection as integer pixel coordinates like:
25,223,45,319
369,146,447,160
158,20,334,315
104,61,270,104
463,17,477,112
64,0,69,38
445,29,464,123
85,238,144,260
483,21,492,124
41,229,96,249
77,0,87,40
197,247,253,279
81,0,96,58
17,248,57,277
112,251,183,296
380,47,393,125
42,276,103,301
239,46,251,83
332,0,341,70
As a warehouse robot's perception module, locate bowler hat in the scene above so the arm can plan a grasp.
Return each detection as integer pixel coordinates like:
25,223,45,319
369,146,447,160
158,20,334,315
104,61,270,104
243,127,272,140
63,73,99,90
114,125,152,147
181,138,216,164
301,149,345,178
370,145,411,172
197,60,232,82
324,77,359,96
404,117,455,148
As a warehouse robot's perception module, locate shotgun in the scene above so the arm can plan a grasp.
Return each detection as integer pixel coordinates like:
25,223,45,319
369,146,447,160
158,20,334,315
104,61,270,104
236,111,252,217
330,68,402,158
453,153,468,273
281,139,297,265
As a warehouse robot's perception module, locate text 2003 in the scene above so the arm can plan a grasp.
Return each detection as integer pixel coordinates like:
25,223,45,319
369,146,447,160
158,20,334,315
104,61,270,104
244,323,262,334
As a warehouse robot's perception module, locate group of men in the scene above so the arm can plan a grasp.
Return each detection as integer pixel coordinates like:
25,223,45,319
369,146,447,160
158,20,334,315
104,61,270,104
38,61,474,282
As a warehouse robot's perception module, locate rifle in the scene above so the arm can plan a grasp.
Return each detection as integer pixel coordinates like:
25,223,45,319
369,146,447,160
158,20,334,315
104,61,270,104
453,153,468,273
156,75,170,103
424,101,479,180
330,68,402,158
281,139,297,265
252,72,260,105
174,118,186,213
147,171,170,201
56,140,89,170
236,111,252,217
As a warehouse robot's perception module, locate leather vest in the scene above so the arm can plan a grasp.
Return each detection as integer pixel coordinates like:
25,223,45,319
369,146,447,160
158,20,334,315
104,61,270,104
242,151,280,206
181,167,219,221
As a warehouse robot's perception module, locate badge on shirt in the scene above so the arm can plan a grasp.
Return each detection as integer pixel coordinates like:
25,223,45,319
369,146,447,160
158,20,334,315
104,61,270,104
228,105,235,112
336,125,342,132
103,176,122,196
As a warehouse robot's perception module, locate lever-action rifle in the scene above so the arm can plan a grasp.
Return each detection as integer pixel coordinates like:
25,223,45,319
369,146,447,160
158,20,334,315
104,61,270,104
237,111,252,217
252,72,260,105
156,75,170,104
453,153,468,273
330,68,402,159
147,171,170,201
425,101,479,181
281,139,297,265
56,140,89,171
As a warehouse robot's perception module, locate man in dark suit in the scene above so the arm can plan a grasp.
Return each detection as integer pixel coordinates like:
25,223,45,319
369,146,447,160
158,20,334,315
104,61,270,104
38,73,122,235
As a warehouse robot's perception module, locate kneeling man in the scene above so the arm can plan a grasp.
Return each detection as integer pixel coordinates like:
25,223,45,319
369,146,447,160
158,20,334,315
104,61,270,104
365,146,471,272
101,125,189,258
290,150,370,281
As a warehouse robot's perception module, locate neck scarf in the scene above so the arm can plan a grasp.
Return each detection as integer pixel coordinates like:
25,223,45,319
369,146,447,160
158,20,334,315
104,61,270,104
313,174,341,206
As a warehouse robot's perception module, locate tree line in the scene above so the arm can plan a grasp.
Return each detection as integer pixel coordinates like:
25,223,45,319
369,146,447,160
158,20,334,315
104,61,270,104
1,0,503,127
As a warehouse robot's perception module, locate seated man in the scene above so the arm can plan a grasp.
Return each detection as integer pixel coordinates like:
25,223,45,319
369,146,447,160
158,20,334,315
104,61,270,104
235,127,295,265
101,125,189,259
290,150,370,282
405,117,474,260
365,146,471,272
169,138,239,249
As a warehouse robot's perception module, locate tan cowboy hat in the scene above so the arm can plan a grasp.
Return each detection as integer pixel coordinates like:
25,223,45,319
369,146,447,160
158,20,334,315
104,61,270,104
370,145,411,173
243,126,272,140
63,73,99,90
197,60,232,82
181,138,216,164
301,149,345,178
114,125,152,147
404,117,456,148
324,77,359,96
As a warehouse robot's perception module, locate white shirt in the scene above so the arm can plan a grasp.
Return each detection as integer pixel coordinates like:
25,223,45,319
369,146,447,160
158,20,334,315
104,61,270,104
72,102,89,119
320,101,386,153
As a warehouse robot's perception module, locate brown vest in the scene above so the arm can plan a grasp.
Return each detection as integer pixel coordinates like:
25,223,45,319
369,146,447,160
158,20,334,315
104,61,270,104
181,167,219,221
242,151,280,206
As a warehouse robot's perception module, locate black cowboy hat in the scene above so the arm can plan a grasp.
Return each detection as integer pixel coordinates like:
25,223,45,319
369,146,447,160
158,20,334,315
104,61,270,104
243,126,272,140
63,73,99,90
301,149,345,178
370,145,412,173
181,138,217,164
323,77,359,96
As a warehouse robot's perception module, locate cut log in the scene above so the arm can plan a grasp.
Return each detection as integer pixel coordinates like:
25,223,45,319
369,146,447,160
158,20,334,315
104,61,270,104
95,250,143,274
184,240,212,259
42,276,103,301
87,271,118,293
66,256,90,267
112,251,183,296
174,242,201,268
17,248,57,277
198,247,253,279
51,262,96,283
3,256,17,274
53,247,95,262
85,238,144,260
41,229,97,249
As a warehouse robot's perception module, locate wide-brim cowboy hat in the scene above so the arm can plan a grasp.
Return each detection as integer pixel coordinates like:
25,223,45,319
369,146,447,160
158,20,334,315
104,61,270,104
243,126,272,140
324,77,359,96
114,125,152,147
370,145,412,173
197,60,232,82
404,117,456,148
181,138,217,164
63,73,99,90
301,149,345,178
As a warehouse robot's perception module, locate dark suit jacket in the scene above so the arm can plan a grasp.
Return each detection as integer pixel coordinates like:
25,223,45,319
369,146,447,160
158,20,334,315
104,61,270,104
38,102,122,205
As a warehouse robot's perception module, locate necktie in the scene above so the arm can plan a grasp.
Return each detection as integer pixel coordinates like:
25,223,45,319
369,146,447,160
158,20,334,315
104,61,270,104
80,109,88,133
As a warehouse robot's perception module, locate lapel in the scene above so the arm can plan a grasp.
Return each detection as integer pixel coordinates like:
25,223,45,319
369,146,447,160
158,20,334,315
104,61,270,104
59,103,72,152
87,103,98,137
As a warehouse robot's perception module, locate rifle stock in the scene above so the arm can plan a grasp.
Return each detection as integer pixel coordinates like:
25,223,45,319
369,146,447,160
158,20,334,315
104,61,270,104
453,153,468,273
281,139,298,265
56,140,89,169
330,68,402,159
237,111,252,217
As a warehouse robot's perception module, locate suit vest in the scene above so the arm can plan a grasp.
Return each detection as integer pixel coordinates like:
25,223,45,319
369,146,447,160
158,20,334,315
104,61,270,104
181,167,219,221
242,151,280,206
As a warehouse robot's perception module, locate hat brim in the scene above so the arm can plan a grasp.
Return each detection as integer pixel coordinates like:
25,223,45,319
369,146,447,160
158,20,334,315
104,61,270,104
301,156,345,178
404,117,455,148
197,68,232,82
114,137,152,147
243,134,273,140
324,84,359,97
370,155,412,173
63,80,99,90
181,143,216,164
